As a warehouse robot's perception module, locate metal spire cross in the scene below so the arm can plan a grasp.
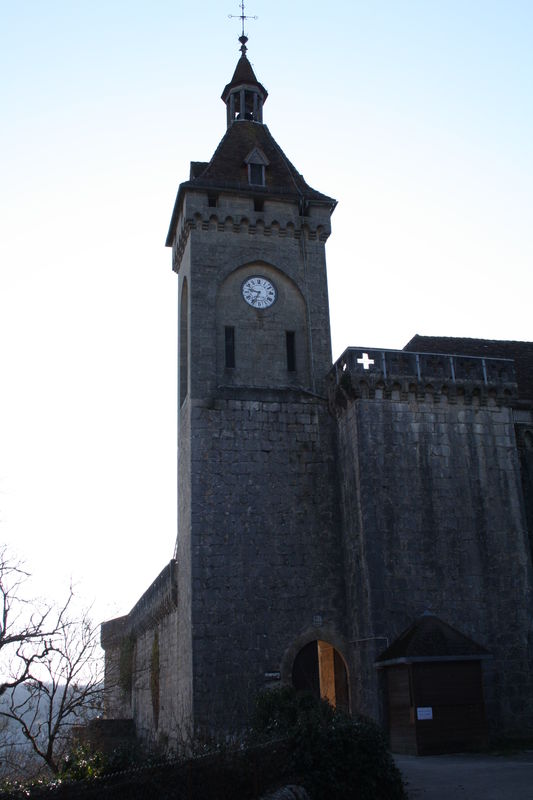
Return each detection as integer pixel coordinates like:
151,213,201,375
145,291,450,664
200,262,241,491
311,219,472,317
228,1,258,43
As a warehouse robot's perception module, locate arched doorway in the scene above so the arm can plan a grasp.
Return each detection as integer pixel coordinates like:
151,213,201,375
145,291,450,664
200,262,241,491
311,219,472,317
292,640,349,712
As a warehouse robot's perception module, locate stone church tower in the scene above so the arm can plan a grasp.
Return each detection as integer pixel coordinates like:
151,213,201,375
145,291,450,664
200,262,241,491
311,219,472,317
102,35,533,754
164,35,348,735
102,37,350,744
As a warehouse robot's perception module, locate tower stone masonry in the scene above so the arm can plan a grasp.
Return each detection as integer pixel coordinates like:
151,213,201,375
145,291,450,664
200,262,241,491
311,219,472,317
101,40,533,755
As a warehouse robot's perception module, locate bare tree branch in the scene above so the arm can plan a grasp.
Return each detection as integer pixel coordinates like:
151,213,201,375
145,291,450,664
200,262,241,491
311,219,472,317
0,546,71,698
1,605,104,776
0,549,104,777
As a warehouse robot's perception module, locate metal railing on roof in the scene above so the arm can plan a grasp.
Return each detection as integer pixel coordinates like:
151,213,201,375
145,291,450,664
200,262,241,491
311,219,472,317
332,347,516,387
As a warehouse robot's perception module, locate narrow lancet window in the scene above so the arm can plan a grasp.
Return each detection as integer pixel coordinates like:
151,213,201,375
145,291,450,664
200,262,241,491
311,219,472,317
286,331,296,372
249,163,265,186
245,147,269,187
225,326,236,368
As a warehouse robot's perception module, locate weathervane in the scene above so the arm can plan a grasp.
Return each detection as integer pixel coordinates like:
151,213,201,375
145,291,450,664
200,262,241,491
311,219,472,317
228,1,258,53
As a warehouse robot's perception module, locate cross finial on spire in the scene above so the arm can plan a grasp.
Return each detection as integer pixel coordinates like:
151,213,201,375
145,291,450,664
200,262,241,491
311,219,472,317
228,1,258,53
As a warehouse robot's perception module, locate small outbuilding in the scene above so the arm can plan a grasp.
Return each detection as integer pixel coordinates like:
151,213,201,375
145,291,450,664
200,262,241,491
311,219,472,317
375,614,491,755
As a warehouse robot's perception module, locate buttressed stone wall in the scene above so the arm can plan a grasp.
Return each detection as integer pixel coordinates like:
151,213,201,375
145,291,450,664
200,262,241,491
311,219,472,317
330,349,533,735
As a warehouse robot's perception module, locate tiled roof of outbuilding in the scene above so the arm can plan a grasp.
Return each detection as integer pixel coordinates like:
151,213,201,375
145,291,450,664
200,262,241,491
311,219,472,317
404,335,533,403
375,614,491,665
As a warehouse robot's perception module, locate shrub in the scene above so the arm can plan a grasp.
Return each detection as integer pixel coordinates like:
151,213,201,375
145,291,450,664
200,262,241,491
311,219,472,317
249,688,406,800
58,742,143,782
59,745,106,782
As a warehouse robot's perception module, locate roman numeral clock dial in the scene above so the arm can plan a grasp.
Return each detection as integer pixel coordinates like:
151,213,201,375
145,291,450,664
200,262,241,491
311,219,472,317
241,276,277,308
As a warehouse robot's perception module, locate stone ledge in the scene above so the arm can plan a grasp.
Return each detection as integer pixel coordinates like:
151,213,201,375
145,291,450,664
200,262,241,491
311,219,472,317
101,560,178,647
514,409,533,425
172,212,329,271
101,615,129,649
127,559,178,636
191,386,328,406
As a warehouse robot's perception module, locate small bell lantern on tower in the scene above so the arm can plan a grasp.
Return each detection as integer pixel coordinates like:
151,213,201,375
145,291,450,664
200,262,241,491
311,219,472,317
221,35,268,127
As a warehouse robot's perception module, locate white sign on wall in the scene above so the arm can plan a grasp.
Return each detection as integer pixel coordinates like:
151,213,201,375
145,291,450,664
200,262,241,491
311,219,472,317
416,707,433,720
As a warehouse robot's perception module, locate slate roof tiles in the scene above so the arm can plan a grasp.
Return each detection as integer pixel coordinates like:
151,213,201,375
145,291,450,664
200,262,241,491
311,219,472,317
221,53,268,102
375,614,491,665
190,121,335,204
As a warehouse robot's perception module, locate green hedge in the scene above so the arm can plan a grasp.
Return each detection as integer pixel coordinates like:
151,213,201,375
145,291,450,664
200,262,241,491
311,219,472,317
249,688,407,800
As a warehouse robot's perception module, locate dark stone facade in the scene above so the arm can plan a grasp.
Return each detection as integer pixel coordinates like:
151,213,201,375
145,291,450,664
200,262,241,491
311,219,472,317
330,348,533,735
188,391,345,733
101,49,533,749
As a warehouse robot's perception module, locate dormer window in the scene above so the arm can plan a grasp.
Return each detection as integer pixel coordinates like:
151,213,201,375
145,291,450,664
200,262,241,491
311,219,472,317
249,163,264,186
245,147,269,188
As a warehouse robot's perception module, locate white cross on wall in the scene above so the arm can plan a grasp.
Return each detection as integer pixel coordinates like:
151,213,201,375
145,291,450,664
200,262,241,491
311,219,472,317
357,352,375,370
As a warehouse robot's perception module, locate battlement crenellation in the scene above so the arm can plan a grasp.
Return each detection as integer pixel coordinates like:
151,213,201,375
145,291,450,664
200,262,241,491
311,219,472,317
330,347,518,408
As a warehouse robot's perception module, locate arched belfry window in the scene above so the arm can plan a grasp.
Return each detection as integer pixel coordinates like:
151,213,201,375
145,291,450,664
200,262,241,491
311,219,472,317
229,88,263,122
228,88,264,124
245,147,269,187
179,279,188,406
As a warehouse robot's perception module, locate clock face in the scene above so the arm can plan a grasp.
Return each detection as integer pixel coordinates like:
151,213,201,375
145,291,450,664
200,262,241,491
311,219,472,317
241,276,277,309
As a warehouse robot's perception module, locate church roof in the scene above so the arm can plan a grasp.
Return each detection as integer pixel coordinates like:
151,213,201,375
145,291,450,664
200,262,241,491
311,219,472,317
221,53,268,102
197,121,334,202
189,161,209,179
375,614,491,666
166,121,336,245
404,335,533,403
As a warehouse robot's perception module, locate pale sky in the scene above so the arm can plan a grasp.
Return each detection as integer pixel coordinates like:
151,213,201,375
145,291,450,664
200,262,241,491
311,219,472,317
0,1,531,624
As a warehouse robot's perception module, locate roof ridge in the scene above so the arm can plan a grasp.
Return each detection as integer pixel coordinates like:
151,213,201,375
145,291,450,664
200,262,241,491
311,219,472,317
411,334,533,345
